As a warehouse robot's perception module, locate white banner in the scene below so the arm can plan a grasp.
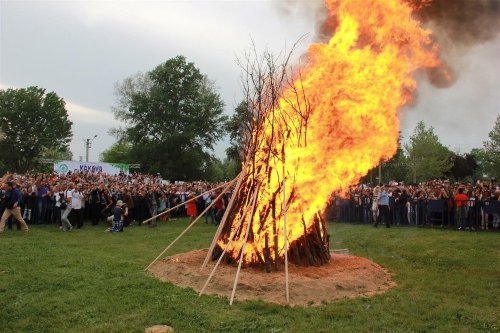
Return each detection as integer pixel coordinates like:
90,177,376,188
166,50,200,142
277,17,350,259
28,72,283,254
53,161,129,175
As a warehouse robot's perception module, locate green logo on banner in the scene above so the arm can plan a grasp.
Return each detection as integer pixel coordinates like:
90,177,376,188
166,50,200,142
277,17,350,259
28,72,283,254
58,164,69,173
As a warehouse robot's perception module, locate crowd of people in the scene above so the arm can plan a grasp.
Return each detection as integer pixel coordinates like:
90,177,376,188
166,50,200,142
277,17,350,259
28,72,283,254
1,170,499,234
0,171,230,233
334,179,500,230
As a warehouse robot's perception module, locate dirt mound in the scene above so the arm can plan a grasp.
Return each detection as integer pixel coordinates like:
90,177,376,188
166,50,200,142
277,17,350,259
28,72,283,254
148,249,395,306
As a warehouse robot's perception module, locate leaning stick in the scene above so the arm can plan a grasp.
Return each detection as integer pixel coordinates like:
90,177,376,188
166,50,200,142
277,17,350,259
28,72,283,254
199,185,259,297
141,180,235,224
229,183,260,305
144,178,237,271
283,176,290,303
201,165,247,270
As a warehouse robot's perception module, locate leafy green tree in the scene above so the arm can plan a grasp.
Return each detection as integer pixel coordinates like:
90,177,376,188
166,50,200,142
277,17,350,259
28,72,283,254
223,100,250,176
205,157,225,182
100,142,133,164
380,133,410,183
472,114,500,179
40,146,73,161
404,121,452,183
362,134,410,184
112,56,227,180
446,152,478,181
223,157,241,180
225,101,251,161
31,146,74,173
0,86,73,172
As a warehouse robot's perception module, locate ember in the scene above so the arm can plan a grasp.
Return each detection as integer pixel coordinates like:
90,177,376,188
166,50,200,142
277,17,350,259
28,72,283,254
205,0,442,269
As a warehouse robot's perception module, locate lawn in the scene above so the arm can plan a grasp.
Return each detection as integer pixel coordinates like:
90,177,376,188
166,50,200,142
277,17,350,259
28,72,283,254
0,220,498,333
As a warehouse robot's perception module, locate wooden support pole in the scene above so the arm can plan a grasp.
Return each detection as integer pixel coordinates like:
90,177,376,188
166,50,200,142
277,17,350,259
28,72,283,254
201,166,247,270
198,185,259,297
229,183,260,305
144,178,237,271
283,176,290,303
141,179,237,225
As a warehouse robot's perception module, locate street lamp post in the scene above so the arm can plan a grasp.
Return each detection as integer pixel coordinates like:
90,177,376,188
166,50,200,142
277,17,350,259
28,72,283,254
84,135,98,162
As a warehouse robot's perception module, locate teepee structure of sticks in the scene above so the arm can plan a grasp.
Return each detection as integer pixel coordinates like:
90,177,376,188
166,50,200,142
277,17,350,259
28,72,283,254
145,44,330,304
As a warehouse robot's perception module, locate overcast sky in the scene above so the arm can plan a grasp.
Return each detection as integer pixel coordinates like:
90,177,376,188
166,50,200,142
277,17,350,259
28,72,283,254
1,0,498,163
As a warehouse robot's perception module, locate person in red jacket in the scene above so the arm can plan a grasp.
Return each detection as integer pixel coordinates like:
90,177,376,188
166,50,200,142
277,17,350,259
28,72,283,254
186,193,198,222
454,188,469,230
214,194,225,225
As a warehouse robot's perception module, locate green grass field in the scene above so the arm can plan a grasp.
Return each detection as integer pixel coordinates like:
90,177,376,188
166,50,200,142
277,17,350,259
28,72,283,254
0,220,498,333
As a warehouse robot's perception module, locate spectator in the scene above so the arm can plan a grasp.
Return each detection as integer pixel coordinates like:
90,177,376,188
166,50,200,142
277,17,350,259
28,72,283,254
454,188,469,230
214,194,225,225
203,191,215,224
36,181,49,224
71,185,84,229
110,200,124,233
186,193,198,222
373,185,390,228
0,181,29,234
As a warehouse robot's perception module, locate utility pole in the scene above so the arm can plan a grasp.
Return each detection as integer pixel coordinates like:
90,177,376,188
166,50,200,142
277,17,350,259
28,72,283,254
84,135,98,162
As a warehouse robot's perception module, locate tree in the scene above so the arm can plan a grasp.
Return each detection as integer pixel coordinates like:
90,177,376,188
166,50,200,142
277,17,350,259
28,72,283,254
31,146,74,173
378,133,410,183
40,146,73,161
112,56,227,180
100,142,133,164
223,157,241,180
362,134,410,184
0,87,73,172
225,101,252,162
446,152,478,181
205,157,225,182
404,121,452,183
473,114,500,179
223,100,251,176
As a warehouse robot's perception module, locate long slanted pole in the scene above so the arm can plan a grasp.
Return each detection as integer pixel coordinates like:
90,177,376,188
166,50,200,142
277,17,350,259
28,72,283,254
282,133,290,303
229,183,260,305
199,185,259,297
283,175,290,303
201,164,247,270
144,178,237,271
141,180,237,225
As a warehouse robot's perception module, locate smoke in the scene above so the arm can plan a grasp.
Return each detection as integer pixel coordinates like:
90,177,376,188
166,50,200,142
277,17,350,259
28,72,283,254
411,0,500,47
274,0,500,88
409,0,500,87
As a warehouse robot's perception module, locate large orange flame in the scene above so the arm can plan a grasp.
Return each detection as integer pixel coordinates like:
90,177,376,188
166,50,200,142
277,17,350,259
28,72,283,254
219,0,441,263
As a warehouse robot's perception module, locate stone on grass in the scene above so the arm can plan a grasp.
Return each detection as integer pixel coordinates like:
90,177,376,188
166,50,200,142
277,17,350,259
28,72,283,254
145,325,175,333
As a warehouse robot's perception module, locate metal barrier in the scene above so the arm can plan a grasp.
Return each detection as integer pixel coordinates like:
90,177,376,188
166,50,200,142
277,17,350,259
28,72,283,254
328,198,500,230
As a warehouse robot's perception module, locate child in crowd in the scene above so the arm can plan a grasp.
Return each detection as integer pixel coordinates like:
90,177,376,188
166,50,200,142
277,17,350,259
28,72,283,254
111,200,124,232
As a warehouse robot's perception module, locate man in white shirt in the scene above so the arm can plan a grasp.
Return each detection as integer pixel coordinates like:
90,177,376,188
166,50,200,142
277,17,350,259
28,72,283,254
61,183,74,231
203,192,214,224
71,185,84,229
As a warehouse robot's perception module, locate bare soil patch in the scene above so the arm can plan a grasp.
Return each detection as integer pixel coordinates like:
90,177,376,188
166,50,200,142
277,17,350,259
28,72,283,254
148,249,395,306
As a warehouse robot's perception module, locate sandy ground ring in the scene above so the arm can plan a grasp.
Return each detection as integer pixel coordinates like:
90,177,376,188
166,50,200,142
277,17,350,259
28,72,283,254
148,249,396,306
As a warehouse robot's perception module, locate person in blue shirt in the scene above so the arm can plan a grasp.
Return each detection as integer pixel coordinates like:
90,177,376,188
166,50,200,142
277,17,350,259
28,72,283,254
0,181,29,234
374,185,391,228
36,183,49,224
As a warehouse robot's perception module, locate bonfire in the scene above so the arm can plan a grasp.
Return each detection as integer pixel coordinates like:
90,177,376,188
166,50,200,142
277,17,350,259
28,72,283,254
146,0,444,304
